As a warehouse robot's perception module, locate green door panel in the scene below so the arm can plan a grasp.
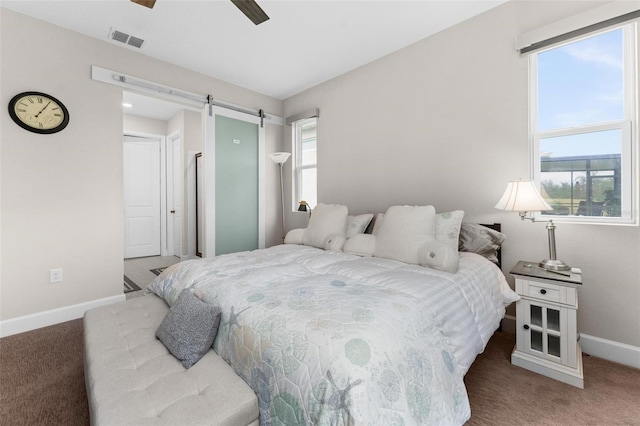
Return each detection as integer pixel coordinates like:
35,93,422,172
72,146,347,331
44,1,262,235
215,115,259,255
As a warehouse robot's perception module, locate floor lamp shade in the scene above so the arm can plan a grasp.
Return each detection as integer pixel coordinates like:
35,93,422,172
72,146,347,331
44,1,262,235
269,152,291,165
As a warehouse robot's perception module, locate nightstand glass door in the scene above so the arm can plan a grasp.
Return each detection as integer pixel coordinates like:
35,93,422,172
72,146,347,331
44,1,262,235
526,302,563,360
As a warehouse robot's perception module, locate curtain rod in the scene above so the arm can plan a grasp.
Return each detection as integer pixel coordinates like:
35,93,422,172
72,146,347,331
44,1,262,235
520,9,640,54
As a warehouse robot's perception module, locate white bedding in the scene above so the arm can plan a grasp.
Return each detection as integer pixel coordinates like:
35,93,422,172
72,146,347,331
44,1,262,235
149,244,518,425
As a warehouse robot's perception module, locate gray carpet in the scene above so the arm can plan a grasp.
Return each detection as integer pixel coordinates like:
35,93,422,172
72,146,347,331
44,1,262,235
464,332,640,425
0,319,89,425
1,324,638,425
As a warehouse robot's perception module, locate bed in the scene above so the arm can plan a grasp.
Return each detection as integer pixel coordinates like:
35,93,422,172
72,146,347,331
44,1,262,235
148,204,518,425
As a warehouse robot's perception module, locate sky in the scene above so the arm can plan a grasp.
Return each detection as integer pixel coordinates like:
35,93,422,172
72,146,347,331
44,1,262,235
537,27,624,158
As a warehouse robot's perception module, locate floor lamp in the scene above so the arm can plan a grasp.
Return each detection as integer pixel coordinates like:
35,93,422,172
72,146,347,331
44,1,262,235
269,152,291,240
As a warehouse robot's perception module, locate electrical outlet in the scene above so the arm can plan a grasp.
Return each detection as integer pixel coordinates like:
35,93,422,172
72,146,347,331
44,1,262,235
50,268,63,283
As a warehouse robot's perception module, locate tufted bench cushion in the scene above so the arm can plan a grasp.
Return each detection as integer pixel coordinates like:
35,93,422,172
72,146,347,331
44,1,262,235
83,294,259,426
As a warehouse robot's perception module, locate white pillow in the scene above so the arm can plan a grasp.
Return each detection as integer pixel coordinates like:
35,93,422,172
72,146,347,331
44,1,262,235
284,228,305,245
371,213,385,235
302,203,348,249
343,234,376,257
324,233,346,251
346,214,374,238
435,210,465,251
458,222,506,264
418,240,459,273
373,205,436,265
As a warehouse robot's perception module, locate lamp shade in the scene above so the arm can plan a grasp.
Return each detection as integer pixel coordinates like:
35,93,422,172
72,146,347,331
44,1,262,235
495,180,552,212
268,152,291,165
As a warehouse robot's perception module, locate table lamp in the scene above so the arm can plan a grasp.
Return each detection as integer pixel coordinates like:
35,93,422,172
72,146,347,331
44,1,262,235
495,180,570,271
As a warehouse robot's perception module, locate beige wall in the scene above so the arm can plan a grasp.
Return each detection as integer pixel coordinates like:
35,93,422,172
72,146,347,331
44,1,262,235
0,8,283,322
283,1,640,347
124,114,168,136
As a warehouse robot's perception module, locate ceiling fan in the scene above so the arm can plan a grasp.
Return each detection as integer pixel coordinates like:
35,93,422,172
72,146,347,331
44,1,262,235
130,0,269,25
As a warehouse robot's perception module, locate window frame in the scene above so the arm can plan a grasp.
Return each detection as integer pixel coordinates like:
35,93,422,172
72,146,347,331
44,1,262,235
530,22,638,225
292,117,317,212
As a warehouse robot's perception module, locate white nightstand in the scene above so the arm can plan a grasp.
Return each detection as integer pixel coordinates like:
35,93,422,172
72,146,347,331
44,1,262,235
510,261,584,388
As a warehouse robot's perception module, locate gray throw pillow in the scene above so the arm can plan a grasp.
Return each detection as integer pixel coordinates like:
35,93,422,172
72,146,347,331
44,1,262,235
156,289,221,369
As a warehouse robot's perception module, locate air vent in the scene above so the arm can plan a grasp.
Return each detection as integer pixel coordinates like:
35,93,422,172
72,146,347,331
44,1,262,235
112,30,129,43
127,36,144,49
108,27,144,49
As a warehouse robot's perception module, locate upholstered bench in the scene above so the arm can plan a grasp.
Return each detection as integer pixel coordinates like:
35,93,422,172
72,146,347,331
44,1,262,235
83,294,259,426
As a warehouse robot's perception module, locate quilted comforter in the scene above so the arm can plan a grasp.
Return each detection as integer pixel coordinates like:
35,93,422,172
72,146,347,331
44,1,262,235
148,244,517,425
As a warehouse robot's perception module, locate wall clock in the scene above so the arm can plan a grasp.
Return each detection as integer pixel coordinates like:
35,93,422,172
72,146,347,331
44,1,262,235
8,91,69,134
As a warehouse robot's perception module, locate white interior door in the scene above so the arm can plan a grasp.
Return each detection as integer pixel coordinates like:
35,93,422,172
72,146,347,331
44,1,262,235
124,136,161,258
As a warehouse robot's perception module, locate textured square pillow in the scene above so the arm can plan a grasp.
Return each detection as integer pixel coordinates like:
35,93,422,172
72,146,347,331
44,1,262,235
373,205,437,264
156,289,222,369
346,214,374,238
302,203,348,249
435,210,465,251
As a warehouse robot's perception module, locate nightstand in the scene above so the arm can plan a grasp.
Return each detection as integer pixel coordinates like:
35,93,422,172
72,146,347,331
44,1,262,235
510,261,584,388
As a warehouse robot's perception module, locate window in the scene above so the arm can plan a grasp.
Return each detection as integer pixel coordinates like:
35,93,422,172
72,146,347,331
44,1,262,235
531,24,637,224
293,118,317,210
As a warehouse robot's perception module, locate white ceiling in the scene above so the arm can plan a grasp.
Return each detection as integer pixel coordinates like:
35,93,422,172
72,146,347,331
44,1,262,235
122,90,197,120
2,0,508,102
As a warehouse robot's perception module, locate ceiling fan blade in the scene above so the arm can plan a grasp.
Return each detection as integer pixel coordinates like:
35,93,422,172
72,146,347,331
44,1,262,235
130,0,156,9
231,0,270,25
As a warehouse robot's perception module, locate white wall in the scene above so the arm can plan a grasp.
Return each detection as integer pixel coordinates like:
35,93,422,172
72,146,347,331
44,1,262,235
0,8,283,327
283,1,640,348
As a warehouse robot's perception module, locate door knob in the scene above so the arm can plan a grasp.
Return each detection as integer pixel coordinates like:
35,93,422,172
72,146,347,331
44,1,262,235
170,210,176,213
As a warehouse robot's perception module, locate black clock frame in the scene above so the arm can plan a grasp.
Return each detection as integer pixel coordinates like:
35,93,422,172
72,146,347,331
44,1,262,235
8,91,70,134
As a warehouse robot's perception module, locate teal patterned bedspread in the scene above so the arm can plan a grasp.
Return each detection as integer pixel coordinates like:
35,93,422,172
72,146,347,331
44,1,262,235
148,244,515,425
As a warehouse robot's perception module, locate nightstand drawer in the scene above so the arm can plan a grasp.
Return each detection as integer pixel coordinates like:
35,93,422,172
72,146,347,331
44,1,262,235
526,281,561,302
516,279,577,306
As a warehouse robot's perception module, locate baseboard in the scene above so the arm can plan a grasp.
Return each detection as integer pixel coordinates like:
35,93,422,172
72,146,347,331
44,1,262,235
579,333,640,369
0,294,125,338
500,315,639,370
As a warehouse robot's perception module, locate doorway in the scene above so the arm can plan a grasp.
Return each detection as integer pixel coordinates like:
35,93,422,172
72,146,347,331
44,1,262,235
122,90,192,260
123,130,185,259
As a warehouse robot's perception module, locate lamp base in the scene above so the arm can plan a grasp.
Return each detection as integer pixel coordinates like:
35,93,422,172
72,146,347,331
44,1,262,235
539,259,571,272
